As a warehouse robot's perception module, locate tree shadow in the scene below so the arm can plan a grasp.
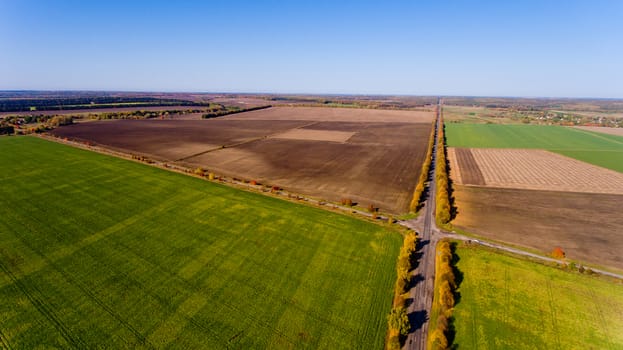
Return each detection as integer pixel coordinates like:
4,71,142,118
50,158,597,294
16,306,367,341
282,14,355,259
404,297,414,308
409,274,425,289
407,310,428,333
441,125,458,221
410,239,429,270
449,242,464,306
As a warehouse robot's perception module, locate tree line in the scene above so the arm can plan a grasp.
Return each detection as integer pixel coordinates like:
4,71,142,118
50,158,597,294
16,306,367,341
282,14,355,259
430,240,457,350
410,119,436,212
202,105,272,119
435,114,453,226
386,231,417,350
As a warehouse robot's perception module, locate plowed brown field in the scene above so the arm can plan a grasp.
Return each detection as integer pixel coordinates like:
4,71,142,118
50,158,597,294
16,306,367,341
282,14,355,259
447,148,623,194
224,106,434,123
452,185,623,270
50,107,434,213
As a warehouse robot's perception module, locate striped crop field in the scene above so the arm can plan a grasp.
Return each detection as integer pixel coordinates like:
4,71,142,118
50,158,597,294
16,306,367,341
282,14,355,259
0,136,401,349
445,123,623,173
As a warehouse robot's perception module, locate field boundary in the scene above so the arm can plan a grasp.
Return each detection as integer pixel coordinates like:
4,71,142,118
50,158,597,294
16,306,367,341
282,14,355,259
35,133,395,225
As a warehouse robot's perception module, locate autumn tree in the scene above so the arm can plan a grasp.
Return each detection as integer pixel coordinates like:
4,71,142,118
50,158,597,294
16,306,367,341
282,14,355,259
551,247,565,259
387,306,410,336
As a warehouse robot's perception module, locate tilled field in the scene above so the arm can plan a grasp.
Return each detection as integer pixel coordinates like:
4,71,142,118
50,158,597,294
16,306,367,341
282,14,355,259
452,185,623,270
50,107,434,213
447,147,623,194
224,106,434,123
51,119,311,161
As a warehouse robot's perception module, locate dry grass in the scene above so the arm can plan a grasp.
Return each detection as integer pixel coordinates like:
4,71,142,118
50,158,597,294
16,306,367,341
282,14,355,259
448,147,623,194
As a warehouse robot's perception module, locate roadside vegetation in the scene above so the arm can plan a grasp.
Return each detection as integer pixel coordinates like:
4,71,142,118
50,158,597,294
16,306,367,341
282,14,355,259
435,115,453,226
0,136,401,349
386,230,418,349
428,240,458,350
451,242,623,349
409,119,436,212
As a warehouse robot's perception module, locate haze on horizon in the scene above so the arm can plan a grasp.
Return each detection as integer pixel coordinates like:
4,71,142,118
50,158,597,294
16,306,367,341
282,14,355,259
1,0,622,98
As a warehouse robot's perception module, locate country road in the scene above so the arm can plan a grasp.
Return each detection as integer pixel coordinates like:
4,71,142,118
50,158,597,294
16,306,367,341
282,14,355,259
397,98,623,350
400,99,442,350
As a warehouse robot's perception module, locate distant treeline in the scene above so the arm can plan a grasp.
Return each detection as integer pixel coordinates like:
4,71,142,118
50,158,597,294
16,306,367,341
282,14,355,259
0,97,207,112
0,125,14,135
202,105,272,119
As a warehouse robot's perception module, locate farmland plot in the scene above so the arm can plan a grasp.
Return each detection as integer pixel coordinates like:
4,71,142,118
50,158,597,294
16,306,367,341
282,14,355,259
51,107,435,213
447,148,623,194
452,243,623,349
0,136,401,349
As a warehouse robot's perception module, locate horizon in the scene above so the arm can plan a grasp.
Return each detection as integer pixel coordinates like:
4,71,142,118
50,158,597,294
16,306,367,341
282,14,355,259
2,0,623,98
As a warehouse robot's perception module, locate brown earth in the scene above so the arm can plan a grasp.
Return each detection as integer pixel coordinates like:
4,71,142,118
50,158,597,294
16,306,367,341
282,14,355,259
270,129,355,143
182,122,431,213
452,185,623,270
50,107,434,213
223,106,434,123
453,148,485,185
50,119,311,161
447,147,623,194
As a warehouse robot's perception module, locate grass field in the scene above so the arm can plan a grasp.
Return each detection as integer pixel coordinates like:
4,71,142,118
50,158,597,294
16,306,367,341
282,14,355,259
451,243,623,349
445,123,623,172
0,136,401,349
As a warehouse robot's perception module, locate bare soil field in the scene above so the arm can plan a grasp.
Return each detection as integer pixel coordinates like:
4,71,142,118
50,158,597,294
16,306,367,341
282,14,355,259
50,119,310,161
271,128,355,143
574,126,623,137
452,185,623,270
50,107,434,213
224,106,434,123
447,147,623,194
182,121,431,213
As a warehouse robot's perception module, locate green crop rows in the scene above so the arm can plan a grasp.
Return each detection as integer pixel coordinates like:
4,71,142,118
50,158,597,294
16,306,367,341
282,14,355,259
445,123,623,172
0,136,401,349
452,244,623,349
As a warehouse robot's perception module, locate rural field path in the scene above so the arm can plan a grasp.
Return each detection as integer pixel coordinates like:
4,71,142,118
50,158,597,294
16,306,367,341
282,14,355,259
441,233,623,280
399,99,442,350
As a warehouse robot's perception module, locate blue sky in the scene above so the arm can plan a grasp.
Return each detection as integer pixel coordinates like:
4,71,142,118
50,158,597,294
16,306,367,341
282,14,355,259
1,0,622,97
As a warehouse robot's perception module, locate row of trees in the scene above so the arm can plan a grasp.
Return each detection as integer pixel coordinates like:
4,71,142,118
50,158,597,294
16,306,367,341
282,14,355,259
202,105,272,119
0,125,14,135
430,240,457,350
435,115,452,225
386,231,418,350
409,119,436,212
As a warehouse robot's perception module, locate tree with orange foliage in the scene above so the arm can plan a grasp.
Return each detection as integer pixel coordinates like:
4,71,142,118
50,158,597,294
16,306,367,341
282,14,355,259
551,247,565,259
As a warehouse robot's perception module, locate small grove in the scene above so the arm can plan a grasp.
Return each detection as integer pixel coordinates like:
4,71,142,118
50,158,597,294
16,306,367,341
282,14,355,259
429,240,457,350
386,230,418,350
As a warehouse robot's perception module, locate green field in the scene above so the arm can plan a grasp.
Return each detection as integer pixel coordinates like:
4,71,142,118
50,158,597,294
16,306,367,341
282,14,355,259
445,123,623,172
451,244,623,349
0,136,401,349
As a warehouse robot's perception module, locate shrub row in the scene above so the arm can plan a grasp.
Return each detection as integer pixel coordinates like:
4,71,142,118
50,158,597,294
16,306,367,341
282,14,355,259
435,114,452,225
409,119,436,212
430,240,456,350
386,231,417,349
